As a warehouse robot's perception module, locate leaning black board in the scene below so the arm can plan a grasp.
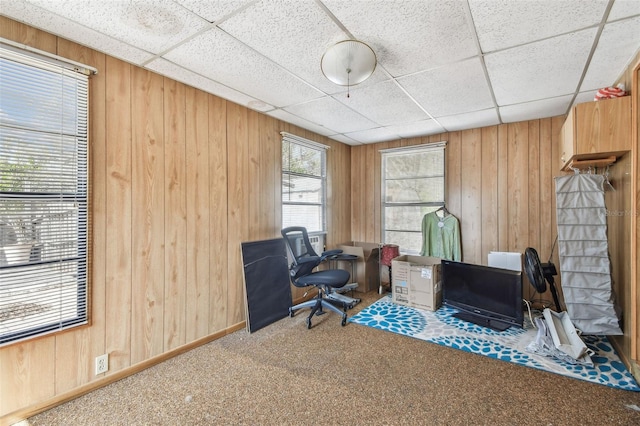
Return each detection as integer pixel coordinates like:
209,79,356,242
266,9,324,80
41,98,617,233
241,238,292,333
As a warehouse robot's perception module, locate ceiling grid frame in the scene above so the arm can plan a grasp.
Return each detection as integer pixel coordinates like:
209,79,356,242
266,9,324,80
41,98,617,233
0,0,637,145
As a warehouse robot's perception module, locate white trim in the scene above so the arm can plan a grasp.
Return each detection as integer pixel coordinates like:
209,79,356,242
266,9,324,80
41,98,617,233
379,141,446,154
0,37,98,75
280,132,329,151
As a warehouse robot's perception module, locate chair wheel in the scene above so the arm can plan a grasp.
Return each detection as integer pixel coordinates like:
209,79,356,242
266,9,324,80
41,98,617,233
289,308,294,318
341,315,347,326
306,317,312,329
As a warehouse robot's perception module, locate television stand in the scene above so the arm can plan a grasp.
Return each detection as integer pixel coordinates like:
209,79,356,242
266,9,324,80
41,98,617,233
452,311,511,331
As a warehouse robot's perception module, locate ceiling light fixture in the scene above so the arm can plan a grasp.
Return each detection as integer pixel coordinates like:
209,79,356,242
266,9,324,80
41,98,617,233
321,40,376,98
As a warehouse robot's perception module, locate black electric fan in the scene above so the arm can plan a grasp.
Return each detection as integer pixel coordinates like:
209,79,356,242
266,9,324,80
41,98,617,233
523,247,562,311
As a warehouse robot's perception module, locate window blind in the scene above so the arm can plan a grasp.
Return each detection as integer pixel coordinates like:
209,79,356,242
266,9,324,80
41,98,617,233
0,43,90,345
281,132,327,233
381,143,446,254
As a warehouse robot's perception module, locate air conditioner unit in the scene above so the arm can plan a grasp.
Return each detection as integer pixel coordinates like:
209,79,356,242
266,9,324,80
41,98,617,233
310,235,323,255
294,234,323,257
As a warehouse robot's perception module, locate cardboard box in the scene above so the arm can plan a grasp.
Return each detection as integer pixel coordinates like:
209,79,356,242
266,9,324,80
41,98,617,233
391,255,442,311
336,242,380,293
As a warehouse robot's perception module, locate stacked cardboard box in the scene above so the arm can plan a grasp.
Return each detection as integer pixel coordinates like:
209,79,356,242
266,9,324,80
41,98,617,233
391,255,442,311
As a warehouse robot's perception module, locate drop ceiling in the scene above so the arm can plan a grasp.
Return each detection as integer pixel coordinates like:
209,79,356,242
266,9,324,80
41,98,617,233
2,0,639,145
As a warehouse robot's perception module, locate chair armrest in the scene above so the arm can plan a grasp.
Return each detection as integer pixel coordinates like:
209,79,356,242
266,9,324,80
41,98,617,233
320,249,343,261
297,256,321,264
290,256,321,281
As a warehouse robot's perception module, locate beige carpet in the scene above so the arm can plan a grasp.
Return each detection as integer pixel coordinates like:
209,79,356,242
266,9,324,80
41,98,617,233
24,291,640,425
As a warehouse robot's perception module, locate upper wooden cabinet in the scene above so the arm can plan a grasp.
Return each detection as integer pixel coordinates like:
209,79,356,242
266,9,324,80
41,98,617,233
559,96,631,170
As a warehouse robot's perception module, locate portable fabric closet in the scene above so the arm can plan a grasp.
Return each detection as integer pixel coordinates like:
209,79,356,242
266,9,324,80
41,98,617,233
554,173,622,335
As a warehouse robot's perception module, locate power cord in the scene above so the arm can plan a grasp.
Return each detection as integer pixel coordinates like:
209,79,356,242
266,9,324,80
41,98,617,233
523,298,537,329
528,297,555,310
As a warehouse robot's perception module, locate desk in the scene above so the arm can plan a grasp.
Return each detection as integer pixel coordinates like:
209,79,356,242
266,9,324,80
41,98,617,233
329,253,358,285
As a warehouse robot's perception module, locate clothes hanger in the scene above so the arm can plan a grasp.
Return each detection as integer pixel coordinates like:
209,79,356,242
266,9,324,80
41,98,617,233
603,165,615,191
435,204,449,218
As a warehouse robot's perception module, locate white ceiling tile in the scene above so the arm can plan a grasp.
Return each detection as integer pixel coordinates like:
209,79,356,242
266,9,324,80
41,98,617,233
398,57,494,118
469,0,608,52
581,16,640,91
2,1,638,144
219,0,352,94
486,29,597,106
25,0,209,55
2,0,155,65
608,0,640,21
162,28,324,108
284,97,377,134
574,91,600,105
438,109,500,132
332,80,429,126
386,120,446,139
322,0,477,77
265,109,335,137
327,134,360,146
499,95,573,123
145,58,272,110
344,127,401,144
174,0,254,23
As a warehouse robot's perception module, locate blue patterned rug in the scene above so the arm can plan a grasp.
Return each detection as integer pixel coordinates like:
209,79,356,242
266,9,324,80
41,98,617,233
349,296,639,392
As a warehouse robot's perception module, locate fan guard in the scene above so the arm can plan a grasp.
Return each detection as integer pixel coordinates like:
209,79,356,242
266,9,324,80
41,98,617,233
524,247,562,311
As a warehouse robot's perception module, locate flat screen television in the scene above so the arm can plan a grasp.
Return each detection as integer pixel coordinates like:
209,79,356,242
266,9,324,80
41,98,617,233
442,260,523,331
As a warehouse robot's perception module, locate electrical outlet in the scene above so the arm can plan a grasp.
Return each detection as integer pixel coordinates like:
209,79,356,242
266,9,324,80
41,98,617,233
95,354,109,375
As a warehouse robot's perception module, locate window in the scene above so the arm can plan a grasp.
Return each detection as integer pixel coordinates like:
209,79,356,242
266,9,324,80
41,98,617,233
381,143,446,254
0,41,94,345
281,132,327,233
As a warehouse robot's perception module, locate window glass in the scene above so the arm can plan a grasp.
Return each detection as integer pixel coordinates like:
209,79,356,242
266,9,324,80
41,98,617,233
282,134,326,233
382,144,445,254
0,45,90,345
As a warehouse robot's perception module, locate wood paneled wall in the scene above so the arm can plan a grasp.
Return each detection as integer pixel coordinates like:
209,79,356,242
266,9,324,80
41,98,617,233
1,15,638,422
351,119,563,273
615,51,640,374
635,61,640,371
350,104,637,380
0,17,351,420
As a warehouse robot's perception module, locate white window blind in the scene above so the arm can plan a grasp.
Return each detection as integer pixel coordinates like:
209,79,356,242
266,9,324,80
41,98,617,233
281,132,327,233
0,42,91,345
381,143,446,254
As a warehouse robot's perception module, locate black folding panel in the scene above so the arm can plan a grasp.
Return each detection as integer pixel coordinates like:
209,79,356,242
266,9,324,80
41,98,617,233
241,238,292,333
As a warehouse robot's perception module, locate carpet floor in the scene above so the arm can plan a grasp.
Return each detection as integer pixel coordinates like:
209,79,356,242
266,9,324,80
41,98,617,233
22,291,640,426
349,296,640,392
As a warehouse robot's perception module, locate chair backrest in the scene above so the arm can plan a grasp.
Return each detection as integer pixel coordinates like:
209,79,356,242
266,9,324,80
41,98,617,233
281,226,319,260
281,226,321,282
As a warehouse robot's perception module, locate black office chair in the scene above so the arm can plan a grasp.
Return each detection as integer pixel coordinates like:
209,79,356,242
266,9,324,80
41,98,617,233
281,226,351,328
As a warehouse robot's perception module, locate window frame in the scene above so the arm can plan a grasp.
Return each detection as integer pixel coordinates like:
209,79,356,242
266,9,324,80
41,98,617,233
0,39,94,346
281,132,328,235
380,142,447,254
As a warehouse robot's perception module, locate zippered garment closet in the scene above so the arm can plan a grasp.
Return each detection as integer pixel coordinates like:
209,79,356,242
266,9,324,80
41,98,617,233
555,173,622,335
